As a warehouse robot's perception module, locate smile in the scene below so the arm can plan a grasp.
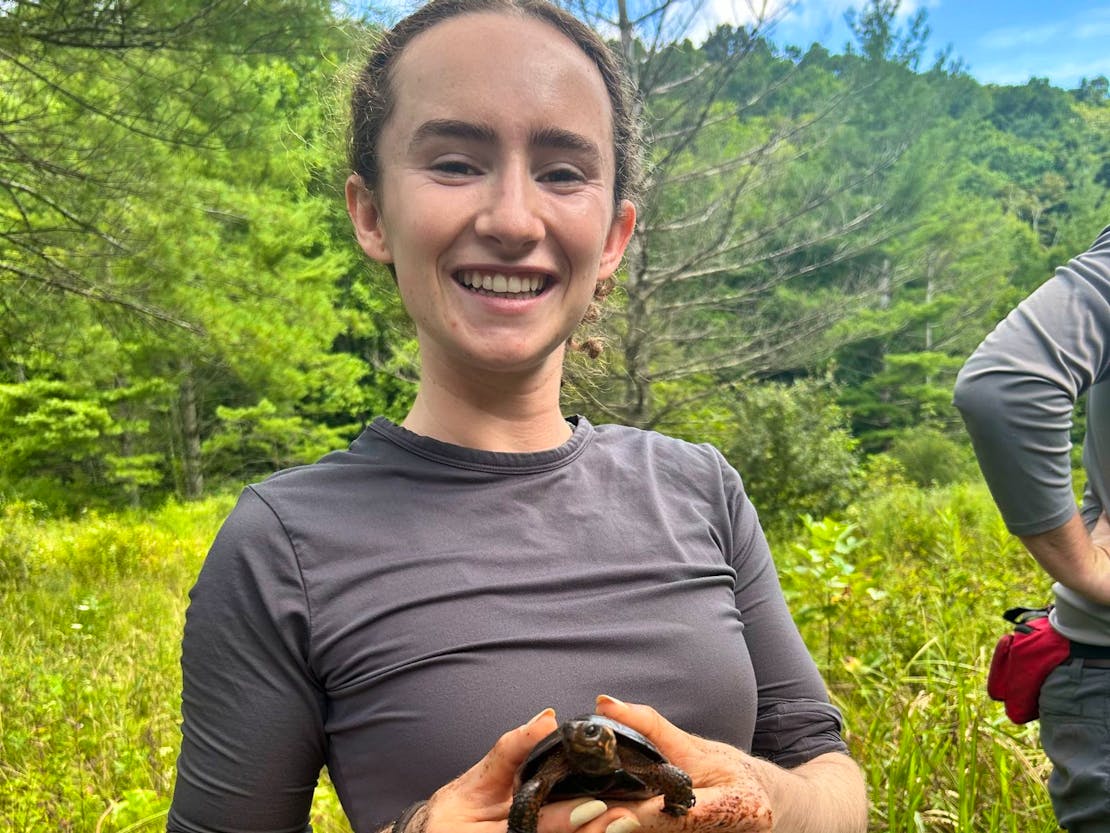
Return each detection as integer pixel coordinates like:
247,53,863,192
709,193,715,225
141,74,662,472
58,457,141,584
457,270,547,298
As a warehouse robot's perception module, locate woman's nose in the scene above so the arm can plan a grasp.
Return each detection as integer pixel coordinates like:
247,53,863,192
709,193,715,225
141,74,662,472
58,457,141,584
474,168,545,251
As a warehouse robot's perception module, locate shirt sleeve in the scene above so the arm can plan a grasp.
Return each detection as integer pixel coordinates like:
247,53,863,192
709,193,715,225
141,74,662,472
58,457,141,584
953,225,1110,536
167,488,326,833
722,455,848,768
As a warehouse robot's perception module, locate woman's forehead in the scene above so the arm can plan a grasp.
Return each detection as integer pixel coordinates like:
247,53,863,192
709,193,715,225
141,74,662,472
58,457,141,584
385,11,615,145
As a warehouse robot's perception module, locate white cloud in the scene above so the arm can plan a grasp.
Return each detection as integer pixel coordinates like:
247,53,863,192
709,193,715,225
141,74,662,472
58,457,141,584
1074,17,1110,41
980,8,1110,51
971,7,1110,86
979,22,1066,50
977,53,1110,87
776,0,937,29
702,0,941,48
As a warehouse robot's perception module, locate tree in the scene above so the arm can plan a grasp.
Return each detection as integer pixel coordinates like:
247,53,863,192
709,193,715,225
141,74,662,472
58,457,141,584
0,0,375,509
561,0,954,438
0,0,337,339
672,376,863,533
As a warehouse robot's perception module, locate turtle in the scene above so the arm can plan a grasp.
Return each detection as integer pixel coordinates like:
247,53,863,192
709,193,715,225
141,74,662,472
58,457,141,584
507,714,695,833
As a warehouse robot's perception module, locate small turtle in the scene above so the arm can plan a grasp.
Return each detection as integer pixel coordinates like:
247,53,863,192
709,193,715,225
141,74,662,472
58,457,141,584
508,714,695,833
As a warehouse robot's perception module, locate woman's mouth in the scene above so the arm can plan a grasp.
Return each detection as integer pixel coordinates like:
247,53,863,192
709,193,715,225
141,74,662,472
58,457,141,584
456,270,548,298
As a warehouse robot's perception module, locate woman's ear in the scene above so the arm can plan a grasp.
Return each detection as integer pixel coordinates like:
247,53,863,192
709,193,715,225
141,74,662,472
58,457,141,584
345,174,393,263
597,200,636,281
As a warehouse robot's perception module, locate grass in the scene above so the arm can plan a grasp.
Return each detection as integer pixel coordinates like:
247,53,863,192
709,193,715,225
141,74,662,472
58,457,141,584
776,480,1060,832
0,477,1062,831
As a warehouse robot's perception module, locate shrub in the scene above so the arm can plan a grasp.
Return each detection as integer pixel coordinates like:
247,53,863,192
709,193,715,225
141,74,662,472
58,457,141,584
886,427,977,487
668,378,863,535
0,499,43,581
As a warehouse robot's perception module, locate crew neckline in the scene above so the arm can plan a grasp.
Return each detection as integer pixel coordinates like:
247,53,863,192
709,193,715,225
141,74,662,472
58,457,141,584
365,415,593,474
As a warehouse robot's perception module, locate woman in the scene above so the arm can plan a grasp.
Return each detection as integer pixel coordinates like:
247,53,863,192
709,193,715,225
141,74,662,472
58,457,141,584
167,2,868,832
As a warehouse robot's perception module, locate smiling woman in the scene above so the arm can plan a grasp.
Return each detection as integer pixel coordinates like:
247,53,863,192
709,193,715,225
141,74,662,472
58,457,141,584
344,10,636,439
166,2,869,833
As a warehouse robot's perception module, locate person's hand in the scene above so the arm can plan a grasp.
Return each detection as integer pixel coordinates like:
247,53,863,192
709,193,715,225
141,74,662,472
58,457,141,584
1022,511,1110,606
410,708,616,833
589,697,866,833
1090,512,1110,557
1087,512,1110,602
591,696,774,832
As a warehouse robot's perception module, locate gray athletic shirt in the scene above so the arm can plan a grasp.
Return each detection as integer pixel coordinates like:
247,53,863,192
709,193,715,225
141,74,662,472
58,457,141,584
168,416,846,833
953,224,1110,645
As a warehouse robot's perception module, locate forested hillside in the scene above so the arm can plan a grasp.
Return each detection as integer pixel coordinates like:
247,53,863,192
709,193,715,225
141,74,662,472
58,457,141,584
2,0,1108,517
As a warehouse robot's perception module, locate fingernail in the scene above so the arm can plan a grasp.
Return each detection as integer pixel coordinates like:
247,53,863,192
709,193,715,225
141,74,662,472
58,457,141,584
569,799,607,827
596,694,625,708
605,818,641,833
526,707,555,726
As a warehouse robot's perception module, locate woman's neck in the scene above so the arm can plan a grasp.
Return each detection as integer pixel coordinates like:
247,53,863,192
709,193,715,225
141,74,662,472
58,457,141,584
401,365,572,452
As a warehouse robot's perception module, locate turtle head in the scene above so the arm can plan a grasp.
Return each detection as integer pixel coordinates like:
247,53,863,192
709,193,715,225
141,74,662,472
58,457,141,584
560,717,619,775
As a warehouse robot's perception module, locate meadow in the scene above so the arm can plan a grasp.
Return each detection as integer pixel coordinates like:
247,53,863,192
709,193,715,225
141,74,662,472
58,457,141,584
0,474,1060,832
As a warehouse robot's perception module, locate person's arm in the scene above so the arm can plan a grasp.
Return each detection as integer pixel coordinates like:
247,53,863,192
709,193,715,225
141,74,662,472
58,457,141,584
168,489,327,833
752,751,867,833
953,226,1110,539
1020,511,1110,606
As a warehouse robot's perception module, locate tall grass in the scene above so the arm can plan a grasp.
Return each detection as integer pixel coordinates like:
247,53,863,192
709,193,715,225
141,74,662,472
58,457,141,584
1,478,1062,831
774,479,1059,832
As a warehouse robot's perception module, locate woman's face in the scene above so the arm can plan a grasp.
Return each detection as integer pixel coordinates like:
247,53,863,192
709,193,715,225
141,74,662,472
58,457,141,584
347,11,635,383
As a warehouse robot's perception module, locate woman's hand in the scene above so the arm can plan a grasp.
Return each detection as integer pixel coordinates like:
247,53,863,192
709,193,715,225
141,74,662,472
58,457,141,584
405,698,864,833
589,696,773,832
588,696,867,833
410,709,612,833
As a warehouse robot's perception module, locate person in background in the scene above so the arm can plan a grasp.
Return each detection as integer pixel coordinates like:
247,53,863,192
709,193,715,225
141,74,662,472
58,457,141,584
954,224,1110,832
166,1,868,831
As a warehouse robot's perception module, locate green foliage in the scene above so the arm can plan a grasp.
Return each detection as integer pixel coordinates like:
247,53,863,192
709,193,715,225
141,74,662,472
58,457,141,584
671,379,862,535
886,428,977,487
2,3,1107,828
769,478,1059,831
203,399,357,488
3,0,1109,509
0,495,359,832
0,5,394,510
0,379,172,511
0,499,217,830
782,514,887,670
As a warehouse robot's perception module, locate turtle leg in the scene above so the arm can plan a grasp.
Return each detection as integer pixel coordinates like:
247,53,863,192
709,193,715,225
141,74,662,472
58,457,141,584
647,762,695,816
508,756,571,833
618,748,695,817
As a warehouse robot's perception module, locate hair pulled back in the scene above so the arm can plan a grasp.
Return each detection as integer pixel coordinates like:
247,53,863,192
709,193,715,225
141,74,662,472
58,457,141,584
348,0,643,206
347,0,642,357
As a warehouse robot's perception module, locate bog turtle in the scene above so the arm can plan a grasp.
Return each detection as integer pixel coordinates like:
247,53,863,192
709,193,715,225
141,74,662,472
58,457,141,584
508,714,695,833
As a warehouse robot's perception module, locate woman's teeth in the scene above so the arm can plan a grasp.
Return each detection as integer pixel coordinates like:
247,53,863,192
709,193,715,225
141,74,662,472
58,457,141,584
458,271,545,296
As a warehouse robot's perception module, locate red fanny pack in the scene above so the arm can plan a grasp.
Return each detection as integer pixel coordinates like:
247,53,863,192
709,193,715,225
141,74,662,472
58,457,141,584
987,605,1070,724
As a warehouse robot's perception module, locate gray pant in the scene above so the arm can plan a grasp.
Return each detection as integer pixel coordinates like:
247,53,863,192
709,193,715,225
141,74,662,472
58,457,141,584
1040,659,1110,832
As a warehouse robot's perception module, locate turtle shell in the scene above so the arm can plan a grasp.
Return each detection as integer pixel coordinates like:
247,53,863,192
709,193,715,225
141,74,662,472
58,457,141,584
517,714,666,800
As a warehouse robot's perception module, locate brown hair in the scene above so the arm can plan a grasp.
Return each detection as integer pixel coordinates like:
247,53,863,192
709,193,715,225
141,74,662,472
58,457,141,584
347,0,643,357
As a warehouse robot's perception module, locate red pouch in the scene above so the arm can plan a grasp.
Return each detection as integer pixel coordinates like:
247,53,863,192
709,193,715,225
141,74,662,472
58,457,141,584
987,605,1070,724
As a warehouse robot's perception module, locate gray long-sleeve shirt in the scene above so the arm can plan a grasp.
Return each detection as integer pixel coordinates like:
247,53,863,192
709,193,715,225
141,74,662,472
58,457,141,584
953,224,1110,645
168,416,846,833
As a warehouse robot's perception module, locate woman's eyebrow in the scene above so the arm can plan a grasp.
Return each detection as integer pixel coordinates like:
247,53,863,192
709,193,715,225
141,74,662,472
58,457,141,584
409,119,602,163
530,126,602,163
409,119,496,150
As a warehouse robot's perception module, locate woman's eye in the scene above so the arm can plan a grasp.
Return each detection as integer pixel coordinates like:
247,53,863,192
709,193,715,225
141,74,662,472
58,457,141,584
432,160,478,176
540,167,586,184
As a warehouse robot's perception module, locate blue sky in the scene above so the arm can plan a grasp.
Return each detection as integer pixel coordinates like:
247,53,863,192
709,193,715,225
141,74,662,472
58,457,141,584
708,0,1110,90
